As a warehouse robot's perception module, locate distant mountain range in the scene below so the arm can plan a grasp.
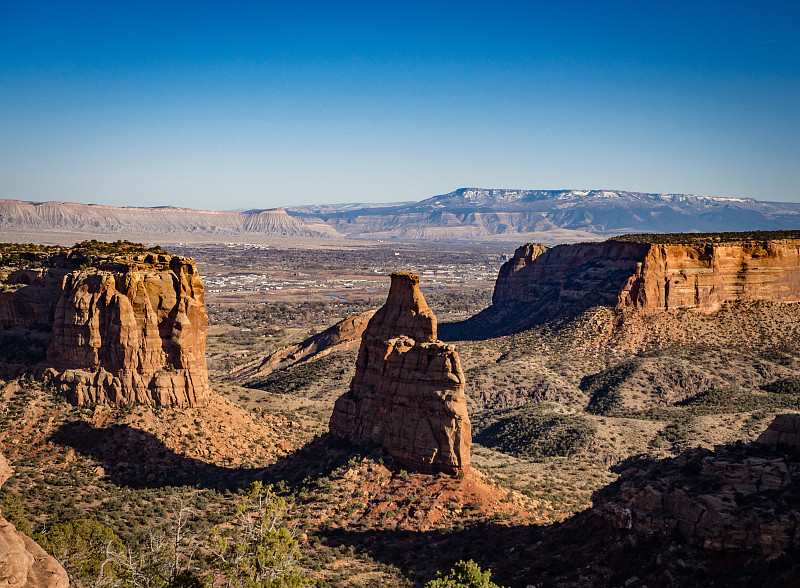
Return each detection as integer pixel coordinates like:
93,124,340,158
2,188,799,245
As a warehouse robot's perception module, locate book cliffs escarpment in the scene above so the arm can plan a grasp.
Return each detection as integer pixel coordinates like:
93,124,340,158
329,272,471,474
4,190,800,244
0,453,69,587
0,246,210,407
492,234,800,317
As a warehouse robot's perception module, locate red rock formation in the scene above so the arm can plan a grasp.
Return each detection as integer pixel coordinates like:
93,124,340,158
0,247,210,407
0,453,69,587
491,243,548,305
621,240,800,312
329,272,471,474
492,236,800,315
233,310,376,379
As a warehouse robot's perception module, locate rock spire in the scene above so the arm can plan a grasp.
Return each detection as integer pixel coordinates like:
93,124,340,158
329,272,471,474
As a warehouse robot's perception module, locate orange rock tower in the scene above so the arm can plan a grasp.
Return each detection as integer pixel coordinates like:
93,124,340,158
329,272,471,474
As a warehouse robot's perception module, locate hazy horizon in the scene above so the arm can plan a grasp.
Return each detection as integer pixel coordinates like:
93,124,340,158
2,1,799,209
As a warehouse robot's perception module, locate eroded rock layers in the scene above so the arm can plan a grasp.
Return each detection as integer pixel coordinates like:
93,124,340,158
233,310,376,379
494,236,800,314
0,453,69,587
329,272,471,474
0,249,210,407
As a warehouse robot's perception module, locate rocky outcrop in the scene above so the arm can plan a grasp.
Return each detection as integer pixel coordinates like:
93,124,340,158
0,245,210,407
756,413,800,448
595,414,800,556
0,453,69,587
491,243,549,304
233,310,376,379
486,235,800,333
329,272,471,474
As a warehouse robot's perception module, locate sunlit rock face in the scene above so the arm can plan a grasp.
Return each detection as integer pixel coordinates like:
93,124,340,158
0,249,210,407
493,237,800,314
330,272,471,474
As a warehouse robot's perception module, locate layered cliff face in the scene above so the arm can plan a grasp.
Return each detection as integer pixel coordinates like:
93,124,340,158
620,240,800,312
489,235,800,326
329,272,471,474
0,453,70,588
0,245,210,407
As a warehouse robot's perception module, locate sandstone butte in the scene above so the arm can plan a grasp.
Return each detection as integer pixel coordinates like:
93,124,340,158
233,310,376,379
493,235,800,314
595,413,800,557
0,453,69,587
0,248,210,407
329,272,471,474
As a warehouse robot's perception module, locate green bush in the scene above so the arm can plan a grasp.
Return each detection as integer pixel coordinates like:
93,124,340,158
426,560,506,588
0,490,32,535
583,359,641,415
475,411,595,459
37,519,126,585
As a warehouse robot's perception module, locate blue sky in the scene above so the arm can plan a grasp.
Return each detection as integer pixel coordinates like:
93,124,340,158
1,1,799,209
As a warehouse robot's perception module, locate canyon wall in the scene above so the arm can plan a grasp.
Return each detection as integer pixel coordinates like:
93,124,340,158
493,236,800,316
0,246,210,407
620,240,800,312
329,272,471,474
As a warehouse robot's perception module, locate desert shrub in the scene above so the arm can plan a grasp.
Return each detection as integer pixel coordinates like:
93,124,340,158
206,481,310,587
425,559,506,588
678,387,800,415
762,376,800,395
37,518,126,585
583,359,641,415
0,490,32,535
247,353,350,396
615,230,800,245
475,411,595,459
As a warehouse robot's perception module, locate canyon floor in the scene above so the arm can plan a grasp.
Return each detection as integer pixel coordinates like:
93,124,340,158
2,242,800,586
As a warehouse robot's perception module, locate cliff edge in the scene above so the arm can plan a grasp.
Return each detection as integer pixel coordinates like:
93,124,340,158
451,232,800,338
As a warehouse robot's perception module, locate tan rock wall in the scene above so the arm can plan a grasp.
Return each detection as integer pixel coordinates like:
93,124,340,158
493,238,800,315
621,240,800,311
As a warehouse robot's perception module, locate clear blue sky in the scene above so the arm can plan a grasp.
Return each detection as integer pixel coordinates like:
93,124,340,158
1,1,799,209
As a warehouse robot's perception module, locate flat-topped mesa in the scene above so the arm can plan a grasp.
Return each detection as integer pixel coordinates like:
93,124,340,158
492,234,800,316
0,244,211,407
329,272,471,475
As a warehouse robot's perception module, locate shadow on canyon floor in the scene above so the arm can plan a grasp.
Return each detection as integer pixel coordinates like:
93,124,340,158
49,421,368,491
46,420,800,587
